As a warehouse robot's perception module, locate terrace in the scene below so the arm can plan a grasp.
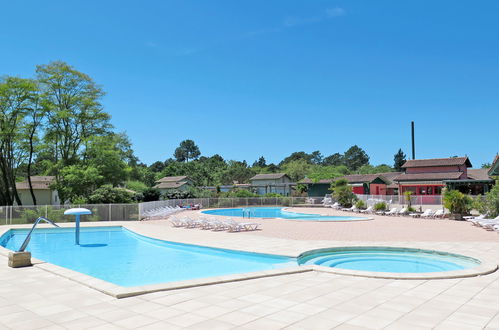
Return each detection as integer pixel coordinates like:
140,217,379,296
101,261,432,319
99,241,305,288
1,204,499,329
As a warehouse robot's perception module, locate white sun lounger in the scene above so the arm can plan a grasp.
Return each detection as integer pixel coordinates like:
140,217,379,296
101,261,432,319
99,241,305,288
359,206,373,214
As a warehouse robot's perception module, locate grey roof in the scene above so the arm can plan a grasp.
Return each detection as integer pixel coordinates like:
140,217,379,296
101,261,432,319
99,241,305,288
154,182,188,189
16,176,56,190
467,169,494,181
394,172,463,181
402,157,472,168
250,173,288,180
156,176,189,183
489,155,499,176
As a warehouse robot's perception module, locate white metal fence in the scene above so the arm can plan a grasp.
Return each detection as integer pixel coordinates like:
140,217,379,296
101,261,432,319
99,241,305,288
355,194,443,206
1,194,461,225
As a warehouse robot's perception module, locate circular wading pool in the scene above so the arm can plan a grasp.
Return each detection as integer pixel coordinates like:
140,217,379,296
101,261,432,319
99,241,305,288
298,247,482,275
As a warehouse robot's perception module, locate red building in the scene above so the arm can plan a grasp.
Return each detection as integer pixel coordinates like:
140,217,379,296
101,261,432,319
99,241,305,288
394,157,494,200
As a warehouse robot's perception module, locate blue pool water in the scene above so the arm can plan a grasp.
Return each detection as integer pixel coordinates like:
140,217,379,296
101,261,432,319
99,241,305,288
202,207,368,221
298,248,480,273
0,227,295,287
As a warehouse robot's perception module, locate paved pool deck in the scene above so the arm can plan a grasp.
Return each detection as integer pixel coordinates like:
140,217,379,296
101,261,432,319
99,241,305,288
0,207,499,329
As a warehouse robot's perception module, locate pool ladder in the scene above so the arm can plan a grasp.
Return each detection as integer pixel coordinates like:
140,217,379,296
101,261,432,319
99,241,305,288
18,217,59,252
242,208,253,219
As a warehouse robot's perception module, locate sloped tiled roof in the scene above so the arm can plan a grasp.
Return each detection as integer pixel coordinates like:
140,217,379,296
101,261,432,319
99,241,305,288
250,173,288,180
402,157,472,168
299,178,334,184
394,172,463,181
16,176,56,190
467,169,494,181
339,174,389,184
157,176,189,183
154,181,188,189
377,172,402,184
489,155,499,176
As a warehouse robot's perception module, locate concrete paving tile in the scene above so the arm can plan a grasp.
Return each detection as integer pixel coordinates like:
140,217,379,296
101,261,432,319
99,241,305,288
240,318,288,330
290,315,343,330
184,319,235,330
167,313,208,327
111,314,159,329
215,310,261,326
60,316,109,330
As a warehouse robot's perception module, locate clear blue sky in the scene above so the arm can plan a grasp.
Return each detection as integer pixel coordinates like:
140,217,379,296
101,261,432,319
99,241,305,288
1,1,498,167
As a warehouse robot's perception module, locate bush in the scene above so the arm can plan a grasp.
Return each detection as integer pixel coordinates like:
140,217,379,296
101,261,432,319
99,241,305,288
163,190,194,199
87,186,135,204
473,185,499,217
443,189,473,215
355,200,366,210
141,188,161,202
330,179,357,207
125,180,148,193
219,189,258,198
373,202,387,211
263,193,283,197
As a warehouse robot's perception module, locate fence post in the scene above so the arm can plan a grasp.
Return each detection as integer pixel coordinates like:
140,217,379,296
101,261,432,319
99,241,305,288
5,206,8,225
108,204,111,221
45,205,48,218
138,203,141,221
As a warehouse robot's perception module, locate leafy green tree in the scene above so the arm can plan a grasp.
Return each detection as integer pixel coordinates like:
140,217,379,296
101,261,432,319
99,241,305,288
282,159,311,182
323,153,343,166
253,156,267,167
307,165,349,181
279,151,312,166
87,186,136,204
393,149,407,171
36,61,111,165
141,187,162,202
85,134,130,187
357,164,393,174
343,145,370,171
310,151,323,165
174,139,200,162
149,161,166,172
223,160,254,184
0,76,36,205
53,165,103,202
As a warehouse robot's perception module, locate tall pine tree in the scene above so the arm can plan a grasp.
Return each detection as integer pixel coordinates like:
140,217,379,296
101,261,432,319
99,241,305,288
393,149,407,171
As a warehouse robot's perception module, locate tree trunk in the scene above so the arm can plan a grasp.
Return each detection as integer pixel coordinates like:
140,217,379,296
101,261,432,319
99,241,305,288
27,129,37,205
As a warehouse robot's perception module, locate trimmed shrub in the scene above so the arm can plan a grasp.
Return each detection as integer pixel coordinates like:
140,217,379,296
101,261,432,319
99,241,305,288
355,200,366,210
443,189,473,215
373,202,387,211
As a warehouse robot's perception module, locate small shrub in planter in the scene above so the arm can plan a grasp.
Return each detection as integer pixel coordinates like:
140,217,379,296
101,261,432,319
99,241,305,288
374,202,387,212
355,200,366,210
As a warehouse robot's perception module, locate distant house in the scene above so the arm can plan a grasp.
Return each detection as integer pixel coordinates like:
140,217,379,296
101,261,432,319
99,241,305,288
394,157,494,196
300,172,401,197
153,176,194,194
489,155,499,176
249,173,293,196
15,176,60,206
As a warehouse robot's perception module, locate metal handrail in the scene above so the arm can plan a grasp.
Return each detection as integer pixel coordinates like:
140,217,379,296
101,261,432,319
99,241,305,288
18,217,59,252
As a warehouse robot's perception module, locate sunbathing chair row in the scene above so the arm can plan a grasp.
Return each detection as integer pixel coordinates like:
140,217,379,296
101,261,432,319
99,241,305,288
170,217,260,232
143,206,183,219
466,215,499,232
330,202,446,218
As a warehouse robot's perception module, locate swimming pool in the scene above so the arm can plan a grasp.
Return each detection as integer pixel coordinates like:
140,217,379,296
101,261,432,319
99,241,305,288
202,207,368,221
0,226,295,287
298,247,481,273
